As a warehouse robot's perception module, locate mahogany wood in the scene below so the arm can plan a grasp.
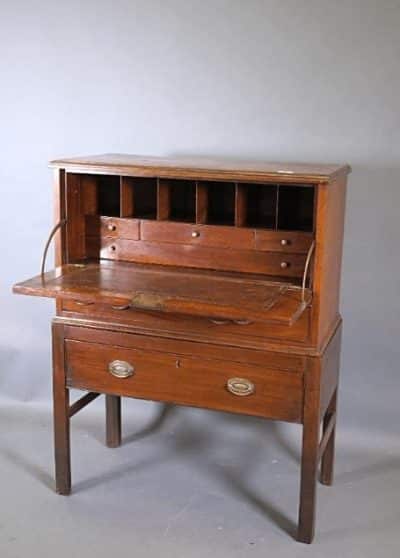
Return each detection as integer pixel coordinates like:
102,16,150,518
298,353,321,544
157,178,170,220
14,154,350,543
61,324,307,371
59,298,311,350
311,176,347,347
105,395,121,448
195,181,208,223
50,153,351,183
53,169,66,267
13,261,311,324
318,410,336,463
141,220,254,249
255,230,313,254
52,322,70,495
85,216,140,240
235,183,247,226
92,238,307,277
69,392,100,417
53,169,66,314
320,390,337,486
120,177,134,217
65,339,304,422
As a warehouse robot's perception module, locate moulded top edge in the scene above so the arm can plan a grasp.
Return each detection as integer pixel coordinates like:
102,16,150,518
49,153,351,182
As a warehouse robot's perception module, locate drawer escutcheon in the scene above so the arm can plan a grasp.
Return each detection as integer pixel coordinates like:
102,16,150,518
108,360,135,379
226,377,255,397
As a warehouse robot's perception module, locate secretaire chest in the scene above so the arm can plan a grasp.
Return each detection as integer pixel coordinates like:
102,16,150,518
13,154,350,543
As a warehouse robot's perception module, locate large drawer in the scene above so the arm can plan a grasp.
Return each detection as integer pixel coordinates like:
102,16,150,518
65,339,304,422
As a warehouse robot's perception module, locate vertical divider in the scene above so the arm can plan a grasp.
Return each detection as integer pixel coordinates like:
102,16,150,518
79,175,98,264
275,184,280,230
65,173,85,262
82,175,98,215
120,177,134,217
235,183,247,227
196,181,208,224
157,178,170,220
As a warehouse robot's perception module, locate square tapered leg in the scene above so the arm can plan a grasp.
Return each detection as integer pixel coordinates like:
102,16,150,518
52,322,71,495
106,395,122,448
298,368,320,544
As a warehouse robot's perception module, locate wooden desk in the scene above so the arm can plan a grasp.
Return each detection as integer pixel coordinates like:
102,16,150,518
13,154,350,543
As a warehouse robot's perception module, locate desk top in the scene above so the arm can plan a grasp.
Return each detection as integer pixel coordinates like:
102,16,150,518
13,260,311,326
50,154,351,183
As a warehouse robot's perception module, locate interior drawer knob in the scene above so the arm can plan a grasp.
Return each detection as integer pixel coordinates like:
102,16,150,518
191,231,200,238
107,224,116,231
108,360,134,379
226,377,255,397
280,239,289,246
280,261,289,269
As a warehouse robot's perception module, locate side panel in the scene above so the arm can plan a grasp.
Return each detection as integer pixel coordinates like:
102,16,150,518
311,177,347,348
53,168,66,267
65,173,97,262
54,169,66,314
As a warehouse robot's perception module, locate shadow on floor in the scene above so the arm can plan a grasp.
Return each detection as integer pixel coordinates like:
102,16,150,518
1,447,54,491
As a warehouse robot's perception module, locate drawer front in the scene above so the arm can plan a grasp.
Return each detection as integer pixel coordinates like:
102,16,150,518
65,339,303,422
61,300,310,346
88,237,307,277
141,221,254,250
86,216,140,240
255,230,313,253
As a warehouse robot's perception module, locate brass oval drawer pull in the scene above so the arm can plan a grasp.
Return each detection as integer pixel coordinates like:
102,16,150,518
233,319,253,325
111,304,131,311
108,360,134,379
226,377,255,397
210,318,231,325
74,300,94,306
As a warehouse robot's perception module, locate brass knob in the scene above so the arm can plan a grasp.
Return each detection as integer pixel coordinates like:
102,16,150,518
110,245,116,251
227,377,255,397
107,224,116,231
280,261,289,269
191,231,200,238
280,239,289,246
108,360,134,379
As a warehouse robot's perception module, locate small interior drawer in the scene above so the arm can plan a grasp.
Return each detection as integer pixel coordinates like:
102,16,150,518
88,237,308,278
141,220,254,250
255,230,313,253
86,216,140,240
65,339,304,422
